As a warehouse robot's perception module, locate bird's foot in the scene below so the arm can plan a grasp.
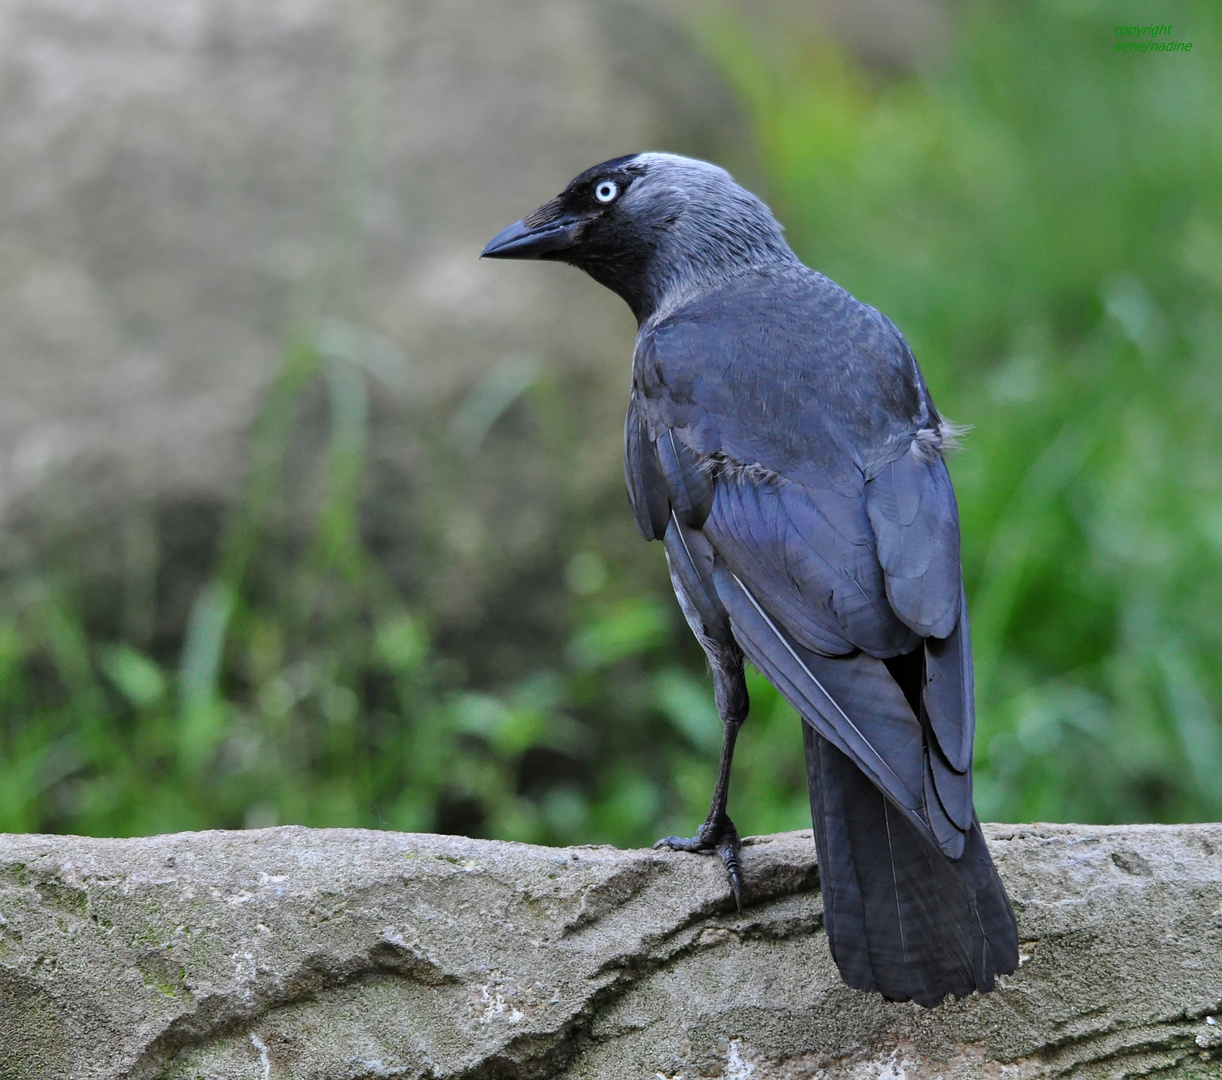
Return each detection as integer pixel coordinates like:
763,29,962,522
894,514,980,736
654,814,743,912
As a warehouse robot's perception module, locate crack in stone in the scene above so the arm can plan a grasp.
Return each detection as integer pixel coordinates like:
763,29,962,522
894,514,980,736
127,935,463,1079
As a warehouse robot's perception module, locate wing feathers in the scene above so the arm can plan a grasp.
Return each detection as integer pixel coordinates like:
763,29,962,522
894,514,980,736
633,414,977,859
927,747,973,833
866,450,960,639
624,404,669,541
923,758,966,858
706,477,915,658
656,429,713,526
662,515,730,644
923,585,975,773
714,565,921,801
715,565,973,856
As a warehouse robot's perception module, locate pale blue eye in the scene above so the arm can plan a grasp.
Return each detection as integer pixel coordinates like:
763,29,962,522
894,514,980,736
595,180,619,203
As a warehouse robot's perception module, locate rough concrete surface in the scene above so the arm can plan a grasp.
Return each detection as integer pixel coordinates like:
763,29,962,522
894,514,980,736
0,824,1219,1078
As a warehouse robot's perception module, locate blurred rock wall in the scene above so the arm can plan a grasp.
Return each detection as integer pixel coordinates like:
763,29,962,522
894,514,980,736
0,0,951,677
0,0,747,631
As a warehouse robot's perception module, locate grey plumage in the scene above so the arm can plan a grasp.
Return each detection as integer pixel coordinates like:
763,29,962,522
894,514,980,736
482,153,1019,1006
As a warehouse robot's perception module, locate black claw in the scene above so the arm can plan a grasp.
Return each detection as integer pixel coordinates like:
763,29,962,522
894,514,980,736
719,834,743,913
654,815,743,911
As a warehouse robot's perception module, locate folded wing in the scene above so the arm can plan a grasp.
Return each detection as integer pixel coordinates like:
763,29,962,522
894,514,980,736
627,393,975,859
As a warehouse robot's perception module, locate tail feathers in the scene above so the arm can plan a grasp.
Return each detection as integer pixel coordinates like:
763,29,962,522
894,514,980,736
804,726,1019,1007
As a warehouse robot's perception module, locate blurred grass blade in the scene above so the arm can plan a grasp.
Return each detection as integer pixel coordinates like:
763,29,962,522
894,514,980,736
317,316,414,396
447,353,542,456
314,357,371,579
1159,639,1222,812
177,581,236,767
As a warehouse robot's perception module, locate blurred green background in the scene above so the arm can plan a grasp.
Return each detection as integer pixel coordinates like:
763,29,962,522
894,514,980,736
2,0,1221,844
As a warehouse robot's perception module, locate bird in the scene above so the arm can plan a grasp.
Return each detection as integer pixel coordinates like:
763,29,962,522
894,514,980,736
481,153,1019,1007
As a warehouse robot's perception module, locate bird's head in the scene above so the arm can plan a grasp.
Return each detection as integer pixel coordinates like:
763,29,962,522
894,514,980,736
482,153,795,323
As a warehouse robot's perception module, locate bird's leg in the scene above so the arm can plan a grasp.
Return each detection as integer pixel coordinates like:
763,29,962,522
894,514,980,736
655,644,749,911
653,717,744,898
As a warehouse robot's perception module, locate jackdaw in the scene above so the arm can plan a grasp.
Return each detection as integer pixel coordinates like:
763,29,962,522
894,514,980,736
482,153,1019,1006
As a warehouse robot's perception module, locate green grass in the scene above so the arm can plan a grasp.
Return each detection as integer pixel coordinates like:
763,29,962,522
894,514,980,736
1,0,1220,843
697,0,1222,824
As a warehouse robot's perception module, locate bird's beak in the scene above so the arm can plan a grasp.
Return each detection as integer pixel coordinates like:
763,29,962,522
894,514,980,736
481,204,579,260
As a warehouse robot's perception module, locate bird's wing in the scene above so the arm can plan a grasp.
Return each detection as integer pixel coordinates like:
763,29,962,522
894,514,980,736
865,449,975,775
624,403,670,541
627,281,974,854
702,464,971,856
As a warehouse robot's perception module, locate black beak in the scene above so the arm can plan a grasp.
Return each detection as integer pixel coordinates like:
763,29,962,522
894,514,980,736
481,213,579,260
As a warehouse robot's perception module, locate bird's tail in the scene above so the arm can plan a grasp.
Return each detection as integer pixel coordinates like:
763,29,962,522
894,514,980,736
803,725,1019,1007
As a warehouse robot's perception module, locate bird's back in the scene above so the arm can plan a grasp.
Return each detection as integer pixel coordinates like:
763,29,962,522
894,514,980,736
636,266,932,487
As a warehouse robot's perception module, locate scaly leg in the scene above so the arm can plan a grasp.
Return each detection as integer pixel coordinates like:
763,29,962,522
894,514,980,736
655,642,749,911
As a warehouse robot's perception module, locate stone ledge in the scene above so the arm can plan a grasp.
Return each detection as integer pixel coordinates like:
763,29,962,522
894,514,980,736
0,823,1219,1078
